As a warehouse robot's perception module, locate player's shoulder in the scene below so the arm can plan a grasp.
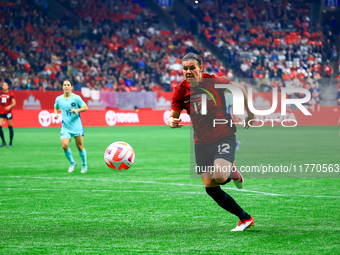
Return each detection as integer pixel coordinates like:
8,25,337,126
71,93,80,98
202,73,215,79
204,73,231,84
71,93,83,100
56,94,64,100
174,79,189,92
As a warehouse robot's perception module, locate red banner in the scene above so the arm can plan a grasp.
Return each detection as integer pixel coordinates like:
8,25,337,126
1,91,338,127
0,106,338,128
0,109,190,128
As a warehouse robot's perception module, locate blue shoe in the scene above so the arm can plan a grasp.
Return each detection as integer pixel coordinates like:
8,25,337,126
236,140,241,152
0,142,6,147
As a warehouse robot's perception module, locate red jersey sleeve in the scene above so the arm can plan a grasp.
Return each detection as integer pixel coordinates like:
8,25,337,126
210,74,231,87
171,85,183,111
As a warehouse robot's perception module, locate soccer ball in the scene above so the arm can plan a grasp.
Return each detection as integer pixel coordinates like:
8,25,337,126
104,141,135,171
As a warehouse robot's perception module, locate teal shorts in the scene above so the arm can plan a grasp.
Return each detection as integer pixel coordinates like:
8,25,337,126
60,130,84,140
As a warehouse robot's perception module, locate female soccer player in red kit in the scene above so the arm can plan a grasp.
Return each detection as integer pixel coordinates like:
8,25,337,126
168,53,254,231
0,82,16,147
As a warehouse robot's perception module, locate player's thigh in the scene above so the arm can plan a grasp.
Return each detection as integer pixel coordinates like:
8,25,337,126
74,135,84,147
6,112,13,126
7,119,13,126
0,117,4,126
61,138,71,149
213,158,233,180
200,172,220,188
213,135,236,180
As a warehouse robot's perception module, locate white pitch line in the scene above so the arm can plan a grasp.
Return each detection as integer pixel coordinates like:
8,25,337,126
2,176,340,198
0,188,205,195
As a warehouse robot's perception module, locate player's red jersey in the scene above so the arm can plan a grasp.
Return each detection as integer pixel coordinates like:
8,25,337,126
171,73,236,145
0,90,15,114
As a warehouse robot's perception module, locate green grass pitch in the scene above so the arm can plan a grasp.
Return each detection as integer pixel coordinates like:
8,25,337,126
0,126,340,254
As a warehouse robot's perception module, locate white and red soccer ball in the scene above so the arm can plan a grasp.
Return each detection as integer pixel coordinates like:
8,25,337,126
104,141,135,171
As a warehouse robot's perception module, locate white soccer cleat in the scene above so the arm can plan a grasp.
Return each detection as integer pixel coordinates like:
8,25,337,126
232,163,244,189
231,215,254,232
68,162,77,173
81,166,87,173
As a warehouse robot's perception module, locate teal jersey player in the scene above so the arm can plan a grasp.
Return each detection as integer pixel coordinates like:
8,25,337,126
54,80,88,173
54,93,86,136
224,91,233,115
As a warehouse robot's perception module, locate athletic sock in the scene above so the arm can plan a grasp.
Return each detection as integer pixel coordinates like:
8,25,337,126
79,148,87,167
8,126,13,145
0,126,5,143
64,148,75,164
206,186,251,220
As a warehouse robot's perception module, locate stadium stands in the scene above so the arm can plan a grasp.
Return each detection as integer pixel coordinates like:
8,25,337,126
0,0,339,97
182,0,339,94
0,0,221,92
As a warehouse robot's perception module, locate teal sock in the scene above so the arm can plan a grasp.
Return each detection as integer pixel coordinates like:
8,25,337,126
79,148,87,167
64,148,75,164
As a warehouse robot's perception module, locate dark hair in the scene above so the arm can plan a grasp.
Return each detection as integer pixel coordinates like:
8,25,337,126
63,79,73,87
181,53,203,67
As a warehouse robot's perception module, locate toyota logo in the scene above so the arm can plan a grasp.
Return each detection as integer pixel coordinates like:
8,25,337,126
163,110,171,125
38,110,52,127
105,110,117,126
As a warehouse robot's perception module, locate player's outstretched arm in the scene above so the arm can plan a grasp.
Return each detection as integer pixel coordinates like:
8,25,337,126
168,110,184,128
233,83,254,129
70,105,88,114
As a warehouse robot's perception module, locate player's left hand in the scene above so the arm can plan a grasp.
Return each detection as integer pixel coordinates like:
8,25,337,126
70,108,78,114
244,112,255,129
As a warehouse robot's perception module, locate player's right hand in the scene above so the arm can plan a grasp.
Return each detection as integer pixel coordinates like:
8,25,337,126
168,117,184,128
54,114,59,120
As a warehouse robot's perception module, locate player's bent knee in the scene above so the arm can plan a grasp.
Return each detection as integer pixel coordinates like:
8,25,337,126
62,145,69,151
215,178,231,185
215,178,227,184
77,145,84,151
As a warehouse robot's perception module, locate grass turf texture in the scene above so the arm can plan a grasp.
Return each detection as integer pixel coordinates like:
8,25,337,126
0,126,339,254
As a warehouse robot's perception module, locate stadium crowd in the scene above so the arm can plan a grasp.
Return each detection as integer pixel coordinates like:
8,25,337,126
0,0,339,100
184,0,339,98
0,0,223,92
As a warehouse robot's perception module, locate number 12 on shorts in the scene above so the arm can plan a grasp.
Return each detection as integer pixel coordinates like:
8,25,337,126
218,143,230,154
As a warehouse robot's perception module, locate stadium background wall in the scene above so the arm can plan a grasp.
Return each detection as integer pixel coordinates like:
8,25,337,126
2,91,338,127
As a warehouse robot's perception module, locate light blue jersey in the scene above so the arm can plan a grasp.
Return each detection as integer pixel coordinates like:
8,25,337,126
225,92,233,114
54,93,86,135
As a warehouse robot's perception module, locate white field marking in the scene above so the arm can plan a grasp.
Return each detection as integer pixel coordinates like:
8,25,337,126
3,176,340,198
0,188,205,195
